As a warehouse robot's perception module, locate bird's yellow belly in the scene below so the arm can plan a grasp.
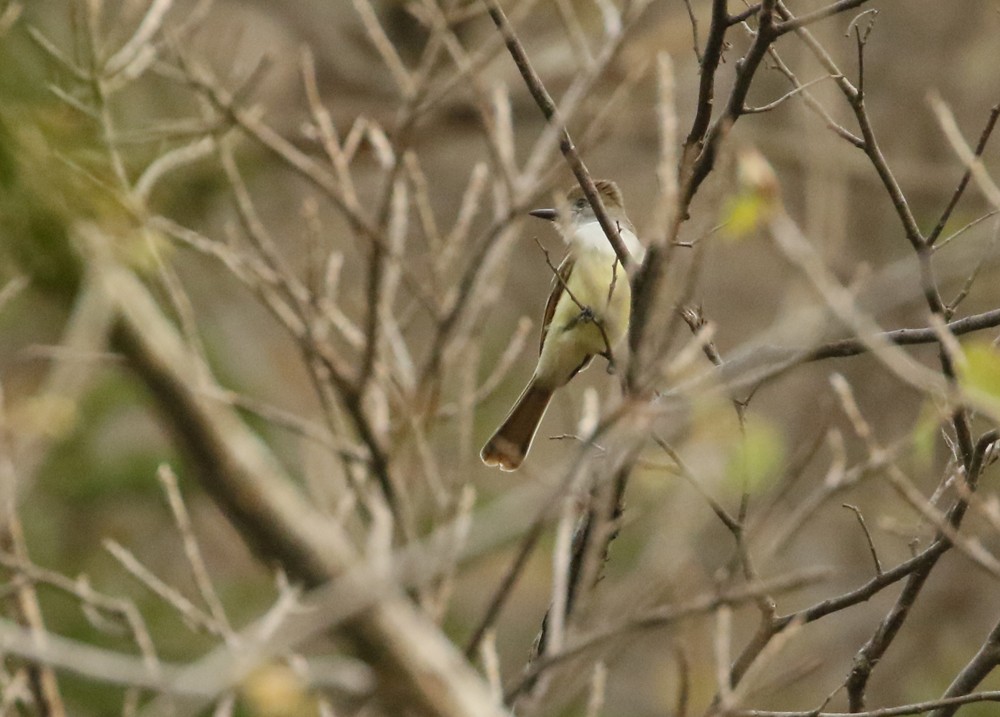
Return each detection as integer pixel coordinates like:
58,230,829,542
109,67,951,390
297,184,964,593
535,250,629,386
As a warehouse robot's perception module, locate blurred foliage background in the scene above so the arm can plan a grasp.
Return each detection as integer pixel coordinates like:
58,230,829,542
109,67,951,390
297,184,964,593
2,1,1000,715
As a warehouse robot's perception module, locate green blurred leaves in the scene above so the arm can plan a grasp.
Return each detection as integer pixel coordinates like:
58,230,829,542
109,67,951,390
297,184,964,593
721,193,770,240
960,340,1000,403
725,416,786,495
723,146,782,240
910,401,942,469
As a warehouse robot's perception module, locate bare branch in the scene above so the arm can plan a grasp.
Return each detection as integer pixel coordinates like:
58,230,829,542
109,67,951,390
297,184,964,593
841,504,882,576
85,232,508,717
481,0,638,273
928,103,1000,246
774,0,873,35
104,0,173,77
732,691,1000,716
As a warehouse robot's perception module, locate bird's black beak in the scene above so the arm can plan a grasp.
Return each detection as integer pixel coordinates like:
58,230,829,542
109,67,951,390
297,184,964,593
528,208,559,222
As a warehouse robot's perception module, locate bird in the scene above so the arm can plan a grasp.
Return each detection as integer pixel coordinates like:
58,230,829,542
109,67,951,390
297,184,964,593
480,180,643,471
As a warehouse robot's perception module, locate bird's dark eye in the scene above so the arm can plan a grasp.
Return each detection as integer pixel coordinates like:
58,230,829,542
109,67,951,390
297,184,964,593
575,198,587,209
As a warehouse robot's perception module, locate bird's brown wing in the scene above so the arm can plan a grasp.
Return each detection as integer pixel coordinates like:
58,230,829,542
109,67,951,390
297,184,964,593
540,255,574,354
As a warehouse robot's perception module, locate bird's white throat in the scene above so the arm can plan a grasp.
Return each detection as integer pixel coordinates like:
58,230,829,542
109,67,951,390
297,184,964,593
571,219,644,262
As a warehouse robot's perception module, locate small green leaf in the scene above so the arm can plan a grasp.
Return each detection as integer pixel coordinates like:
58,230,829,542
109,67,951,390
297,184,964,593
726,417,785,494
721,194,766,240
961,341,1000,400
911,401,942,468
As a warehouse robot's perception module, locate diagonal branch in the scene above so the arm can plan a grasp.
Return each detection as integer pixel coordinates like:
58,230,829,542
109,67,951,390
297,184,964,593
927,103,1000,246
480,0,637,273
84,228,508,717
932,616,1000,717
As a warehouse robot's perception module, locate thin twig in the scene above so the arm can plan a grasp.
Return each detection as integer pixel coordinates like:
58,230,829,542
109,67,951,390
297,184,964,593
156,466,234,640
731,691,1000,716
681,0,702,61
504,568,830,702
928,103,1000,246
841,504,882,576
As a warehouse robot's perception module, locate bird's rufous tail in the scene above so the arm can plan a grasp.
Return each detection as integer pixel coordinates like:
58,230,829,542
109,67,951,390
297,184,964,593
480,381,553,471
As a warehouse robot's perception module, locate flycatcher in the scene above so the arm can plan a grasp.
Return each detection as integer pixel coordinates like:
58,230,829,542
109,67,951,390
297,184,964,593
480,180,643,471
